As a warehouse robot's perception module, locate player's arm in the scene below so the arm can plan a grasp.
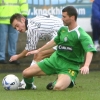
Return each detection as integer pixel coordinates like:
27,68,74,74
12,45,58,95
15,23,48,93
80,52,93,74
26,40,56,56
9,50,28,62
16,49,28,58
10,27,40,62
39,40,56,51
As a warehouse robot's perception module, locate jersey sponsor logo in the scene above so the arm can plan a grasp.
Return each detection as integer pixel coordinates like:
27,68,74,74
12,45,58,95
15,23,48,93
57,45,73,51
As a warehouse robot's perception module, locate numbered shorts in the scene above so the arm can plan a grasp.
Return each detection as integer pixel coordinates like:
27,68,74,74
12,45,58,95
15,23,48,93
37,52,80,85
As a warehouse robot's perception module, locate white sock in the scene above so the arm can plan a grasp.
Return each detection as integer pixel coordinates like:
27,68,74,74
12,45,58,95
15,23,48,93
20,79,25,84
30,60,36,67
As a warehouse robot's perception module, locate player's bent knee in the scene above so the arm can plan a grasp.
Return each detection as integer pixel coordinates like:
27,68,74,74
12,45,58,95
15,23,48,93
22,70,29,78
22,68,32,78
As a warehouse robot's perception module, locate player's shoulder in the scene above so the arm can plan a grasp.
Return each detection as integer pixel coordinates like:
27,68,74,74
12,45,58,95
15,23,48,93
77,26,87,34
76,26,91,39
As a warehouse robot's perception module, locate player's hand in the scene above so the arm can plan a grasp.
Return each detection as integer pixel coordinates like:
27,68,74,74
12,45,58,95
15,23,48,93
9,55,19,62
80,66,89,75
26,50,39,56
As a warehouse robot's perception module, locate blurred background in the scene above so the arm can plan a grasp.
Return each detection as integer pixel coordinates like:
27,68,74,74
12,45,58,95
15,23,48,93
27,0,93,32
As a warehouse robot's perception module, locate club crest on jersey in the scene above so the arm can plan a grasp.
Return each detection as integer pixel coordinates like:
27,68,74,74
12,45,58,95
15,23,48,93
64,37,67,42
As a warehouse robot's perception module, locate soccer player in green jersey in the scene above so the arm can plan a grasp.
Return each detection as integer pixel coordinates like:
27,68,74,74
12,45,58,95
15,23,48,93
20,6,96,90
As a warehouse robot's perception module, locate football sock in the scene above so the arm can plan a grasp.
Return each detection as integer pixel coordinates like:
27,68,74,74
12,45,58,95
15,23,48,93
52,80,56,87
24,77,34,89
24,60,36,89
30,60,36,66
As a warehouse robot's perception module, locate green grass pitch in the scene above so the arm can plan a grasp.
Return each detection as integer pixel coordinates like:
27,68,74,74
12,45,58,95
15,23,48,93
0,71,100,100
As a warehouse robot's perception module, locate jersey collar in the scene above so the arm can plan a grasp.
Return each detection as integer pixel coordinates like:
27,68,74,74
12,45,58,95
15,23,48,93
68,25,80,32
25,19,28,30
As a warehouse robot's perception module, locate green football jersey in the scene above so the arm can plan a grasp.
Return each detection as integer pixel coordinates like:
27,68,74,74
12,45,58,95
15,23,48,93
54,26,96,64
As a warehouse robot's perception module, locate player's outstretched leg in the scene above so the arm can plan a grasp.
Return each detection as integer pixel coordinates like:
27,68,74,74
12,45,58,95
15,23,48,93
18,78,36,90
18,60,37,90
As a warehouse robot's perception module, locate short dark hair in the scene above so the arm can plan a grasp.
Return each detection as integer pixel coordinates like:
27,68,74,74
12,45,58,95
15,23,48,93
62,6,78,21
10,13,24,24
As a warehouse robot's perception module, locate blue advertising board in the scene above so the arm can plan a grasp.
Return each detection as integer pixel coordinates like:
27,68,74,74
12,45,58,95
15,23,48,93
27,0,93,18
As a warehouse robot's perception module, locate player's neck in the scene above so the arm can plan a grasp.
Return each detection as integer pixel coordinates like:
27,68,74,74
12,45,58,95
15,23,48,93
68,22,77,31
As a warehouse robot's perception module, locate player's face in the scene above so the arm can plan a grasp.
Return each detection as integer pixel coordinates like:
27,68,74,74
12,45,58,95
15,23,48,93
62,12,72,26
12,18,26,33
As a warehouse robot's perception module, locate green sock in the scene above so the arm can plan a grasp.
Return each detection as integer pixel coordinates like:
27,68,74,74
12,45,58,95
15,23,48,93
24,77,34,89
53,80,56,87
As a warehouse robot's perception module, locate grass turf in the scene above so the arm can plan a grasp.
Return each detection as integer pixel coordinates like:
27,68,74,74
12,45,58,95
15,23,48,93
0,71,100,100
